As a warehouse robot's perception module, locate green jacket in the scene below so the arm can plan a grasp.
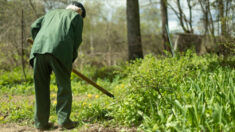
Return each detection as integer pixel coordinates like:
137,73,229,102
30,9,83,72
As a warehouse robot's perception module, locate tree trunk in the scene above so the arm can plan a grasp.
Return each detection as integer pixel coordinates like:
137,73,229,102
208,0,215,37
176,0,190,33
160,0,171,52
168,0,194,33
224,0,232,37
187,0,193,33
218,0,226,36
21,9,26,80
199,0,209,34
126,0,143,60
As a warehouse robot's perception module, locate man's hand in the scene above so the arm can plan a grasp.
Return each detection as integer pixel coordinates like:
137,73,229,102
27,38,34,45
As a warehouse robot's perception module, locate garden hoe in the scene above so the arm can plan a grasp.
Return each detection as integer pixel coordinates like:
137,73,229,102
27,38,114,98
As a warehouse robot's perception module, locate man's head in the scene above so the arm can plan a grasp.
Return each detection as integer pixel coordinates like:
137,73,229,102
66,1,86,18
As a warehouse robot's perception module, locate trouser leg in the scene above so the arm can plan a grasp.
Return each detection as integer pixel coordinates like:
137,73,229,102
48,55,72,125
33,54,51,128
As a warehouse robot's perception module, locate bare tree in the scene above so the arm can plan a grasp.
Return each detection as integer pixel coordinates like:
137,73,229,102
168,0,194,33
29,0,40,18
126,0,143,60
0,0,45,69
198,0,215,36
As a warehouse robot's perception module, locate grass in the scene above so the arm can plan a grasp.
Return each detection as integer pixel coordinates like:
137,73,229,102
0,51,234,131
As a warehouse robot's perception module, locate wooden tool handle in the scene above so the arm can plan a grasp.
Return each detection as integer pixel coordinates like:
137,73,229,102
72,69,114,98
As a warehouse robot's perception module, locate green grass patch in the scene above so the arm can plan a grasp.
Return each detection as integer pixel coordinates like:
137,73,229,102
0,51,234,131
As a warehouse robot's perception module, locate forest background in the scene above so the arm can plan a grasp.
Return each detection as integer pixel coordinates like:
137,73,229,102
0,0,234,70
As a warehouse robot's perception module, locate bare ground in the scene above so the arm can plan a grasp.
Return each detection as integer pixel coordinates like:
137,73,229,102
0,123,35,132
0,123,137,132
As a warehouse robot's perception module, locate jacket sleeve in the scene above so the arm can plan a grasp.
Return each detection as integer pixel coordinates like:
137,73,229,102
31,16,44,40
72,15,83,62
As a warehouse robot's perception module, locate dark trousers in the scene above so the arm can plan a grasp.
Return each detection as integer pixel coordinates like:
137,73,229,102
33,54,72,128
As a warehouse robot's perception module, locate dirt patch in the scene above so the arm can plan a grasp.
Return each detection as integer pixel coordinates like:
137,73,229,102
0,123,138,132
0,95,34,104
0,123,35,132
0,123,61,132
73,95,87,101
79,124,138,132
0,94,88,104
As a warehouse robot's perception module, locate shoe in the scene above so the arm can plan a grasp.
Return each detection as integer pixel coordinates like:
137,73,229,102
36,122,55,131
58,121,78,131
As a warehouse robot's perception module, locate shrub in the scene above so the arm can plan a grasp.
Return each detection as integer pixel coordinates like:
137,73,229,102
111,51,235,131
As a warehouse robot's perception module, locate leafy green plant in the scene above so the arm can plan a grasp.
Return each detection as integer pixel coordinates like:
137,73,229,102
0,51,234,131
110,51,235,131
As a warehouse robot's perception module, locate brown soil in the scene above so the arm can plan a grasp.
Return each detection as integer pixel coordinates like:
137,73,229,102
79,124,138,132
0,123,138,132
0,123,35,132
0,95,34,103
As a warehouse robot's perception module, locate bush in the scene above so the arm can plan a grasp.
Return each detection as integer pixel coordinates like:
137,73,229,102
111,51,235,131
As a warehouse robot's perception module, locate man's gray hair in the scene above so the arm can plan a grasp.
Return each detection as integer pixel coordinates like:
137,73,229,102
66,4,81,12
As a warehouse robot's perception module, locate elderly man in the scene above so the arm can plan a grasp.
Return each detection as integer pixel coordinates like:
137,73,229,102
29,1,85,131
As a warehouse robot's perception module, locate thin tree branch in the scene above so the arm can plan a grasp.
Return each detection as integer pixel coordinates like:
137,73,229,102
28,0,39,18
